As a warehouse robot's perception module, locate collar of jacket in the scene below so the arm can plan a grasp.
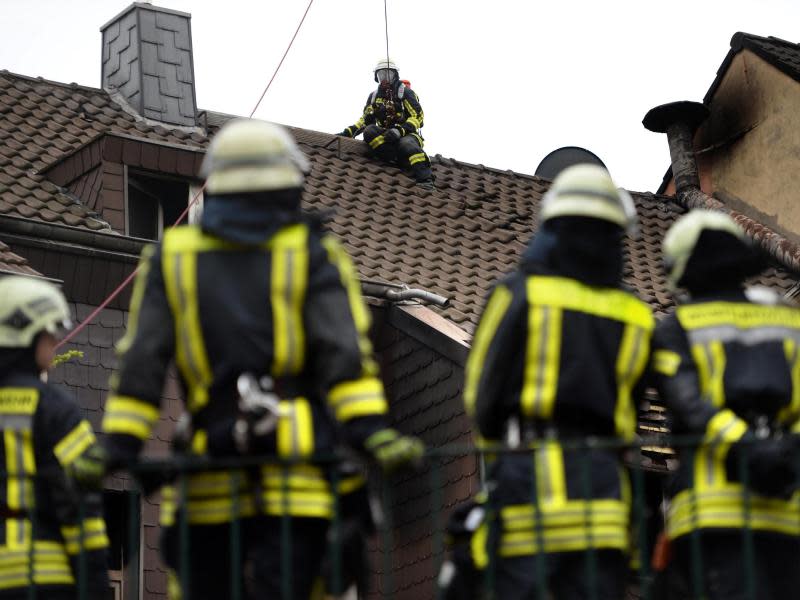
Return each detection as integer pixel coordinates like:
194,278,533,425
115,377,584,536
520,220,624,288
201,189,303,245
0,346,39,379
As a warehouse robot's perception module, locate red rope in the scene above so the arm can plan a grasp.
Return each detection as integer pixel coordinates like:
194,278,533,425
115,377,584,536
55,0,316,350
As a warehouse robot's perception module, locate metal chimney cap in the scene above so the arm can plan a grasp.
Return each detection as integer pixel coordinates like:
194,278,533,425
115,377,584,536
642,101,709,133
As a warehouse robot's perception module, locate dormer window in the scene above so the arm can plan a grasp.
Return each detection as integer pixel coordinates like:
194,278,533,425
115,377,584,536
126,170,192,240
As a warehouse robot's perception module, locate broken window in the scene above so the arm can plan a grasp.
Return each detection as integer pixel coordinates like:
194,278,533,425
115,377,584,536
126,170,192,240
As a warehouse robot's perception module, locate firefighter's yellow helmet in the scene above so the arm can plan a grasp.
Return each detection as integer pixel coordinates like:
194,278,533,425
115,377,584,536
374,58,399,82
540,164,637,232
663,209,746,289
201,119,309,195
0,276,71,348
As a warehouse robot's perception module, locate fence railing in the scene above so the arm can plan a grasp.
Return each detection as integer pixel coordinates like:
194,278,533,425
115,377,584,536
3,434,799,600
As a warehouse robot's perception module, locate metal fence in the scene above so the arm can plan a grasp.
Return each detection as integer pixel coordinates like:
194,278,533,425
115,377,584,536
4,434,799,600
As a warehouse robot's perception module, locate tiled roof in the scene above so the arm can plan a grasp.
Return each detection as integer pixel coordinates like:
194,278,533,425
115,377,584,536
704,32,800,104
0,240,41,277
1,71,796,333
0,70,206,231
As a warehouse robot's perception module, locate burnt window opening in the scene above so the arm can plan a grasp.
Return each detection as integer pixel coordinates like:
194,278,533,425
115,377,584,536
127,170,189,240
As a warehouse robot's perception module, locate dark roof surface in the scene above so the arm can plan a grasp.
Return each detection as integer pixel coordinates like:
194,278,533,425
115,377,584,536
0,240,41,277
0,71,796,333
0,71,205,231
704,32,800,104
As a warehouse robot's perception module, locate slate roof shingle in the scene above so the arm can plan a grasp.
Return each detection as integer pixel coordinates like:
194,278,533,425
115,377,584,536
0,71,206,231
0,239,42,277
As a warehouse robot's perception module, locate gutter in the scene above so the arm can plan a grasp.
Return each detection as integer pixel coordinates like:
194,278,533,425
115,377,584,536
0,215,146,259
643,101,800,275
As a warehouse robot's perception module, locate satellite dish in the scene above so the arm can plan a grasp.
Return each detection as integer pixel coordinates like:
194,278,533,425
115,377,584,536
534,146,607,180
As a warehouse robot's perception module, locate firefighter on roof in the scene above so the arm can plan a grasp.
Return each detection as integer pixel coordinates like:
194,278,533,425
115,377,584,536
71,118,423,600
339,58,434,189
459,164,653,599
0,276,109,600
650,210,800,599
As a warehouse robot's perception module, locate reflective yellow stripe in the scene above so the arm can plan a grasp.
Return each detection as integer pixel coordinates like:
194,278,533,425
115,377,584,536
652,349,681,376
0,388,38,414
464,285,513,418
694,409,747,490
690,341,726,408
471,519,489,570
322,235,378,376
408,152,427,165
779,339,800,425
0,541,74,589
277,398,314,457
521,303,562,419
667,486,800,538
102,395,160,440
615,324,651,441
5,519,31,549
500,499,630,555
528,276,654,330
534,440,566,505
336,474,366,496
677,301,800,331
160,485,178,527
261,490,333,518
328,377,387,421
163,248,212,411
53,420,96,467
191,429,208,455
60,518,110,554
270,225,308,375
116,244,155,355
369,135,385,149
184,494,258,525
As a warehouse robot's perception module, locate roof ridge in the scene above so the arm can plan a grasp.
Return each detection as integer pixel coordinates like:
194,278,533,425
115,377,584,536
0,69,105,96
732,31,799,50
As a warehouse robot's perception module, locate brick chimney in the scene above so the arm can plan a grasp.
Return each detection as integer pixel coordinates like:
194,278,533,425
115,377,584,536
100,2,198,128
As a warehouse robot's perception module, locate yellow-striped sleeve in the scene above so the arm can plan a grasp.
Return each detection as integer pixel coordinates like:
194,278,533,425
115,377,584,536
53,420,96,467
652,349,681,377
102,395,160,440
463,285,513,418
328,377,388,422
60,518,110,554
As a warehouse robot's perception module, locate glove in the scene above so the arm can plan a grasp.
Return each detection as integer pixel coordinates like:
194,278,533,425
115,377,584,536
66,444,108,491
744,436,798,497
383,128,402,143
338,129,352,138
365,428,424,471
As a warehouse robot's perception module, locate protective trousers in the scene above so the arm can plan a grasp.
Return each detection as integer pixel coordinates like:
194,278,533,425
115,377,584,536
670,532,800,600
491,549,626,600
363,125,432,183
161,516,329,600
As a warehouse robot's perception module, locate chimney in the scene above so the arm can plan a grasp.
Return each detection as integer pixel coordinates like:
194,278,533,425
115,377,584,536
100,2,198,128
643,101,800,274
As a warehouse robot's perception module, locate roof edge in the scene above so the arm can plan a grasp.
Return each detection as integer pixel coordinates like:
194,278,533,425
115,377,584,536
387,303,471,367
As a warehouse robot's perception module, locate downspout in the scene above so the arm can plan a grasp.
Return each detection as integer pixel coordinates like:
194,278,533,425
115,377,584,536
643,101,800,274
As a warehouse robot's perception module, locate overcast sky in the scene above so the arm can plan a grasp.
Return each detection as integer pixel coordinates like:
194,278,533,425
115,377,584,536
1,0,798,192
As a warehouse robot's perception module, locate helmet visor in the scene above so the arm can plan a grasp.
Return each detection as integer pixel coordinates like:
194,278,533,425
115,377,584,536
376,68,396,84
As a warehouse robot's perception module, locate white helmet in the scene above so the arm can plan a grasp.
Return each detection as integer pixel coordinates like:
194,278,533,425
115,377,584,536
540,164,637,233
374,58,399,83
663,210,747,289
0,276,71,348
201,119,310,195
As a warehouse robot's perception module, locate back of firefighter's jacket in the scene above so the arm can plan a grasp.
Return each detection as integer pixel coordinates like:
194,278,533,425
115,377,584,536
464,272,654,556
652,295,800,540
104,222,389,524
0,373,109,593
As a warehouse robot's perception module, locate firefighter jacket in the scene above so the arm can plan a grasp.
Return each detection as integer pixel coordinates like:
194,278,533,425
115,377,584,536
103,218,392,526
650,289,800,541
464,266,654,557
0,371,109,595
342,80,425,144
